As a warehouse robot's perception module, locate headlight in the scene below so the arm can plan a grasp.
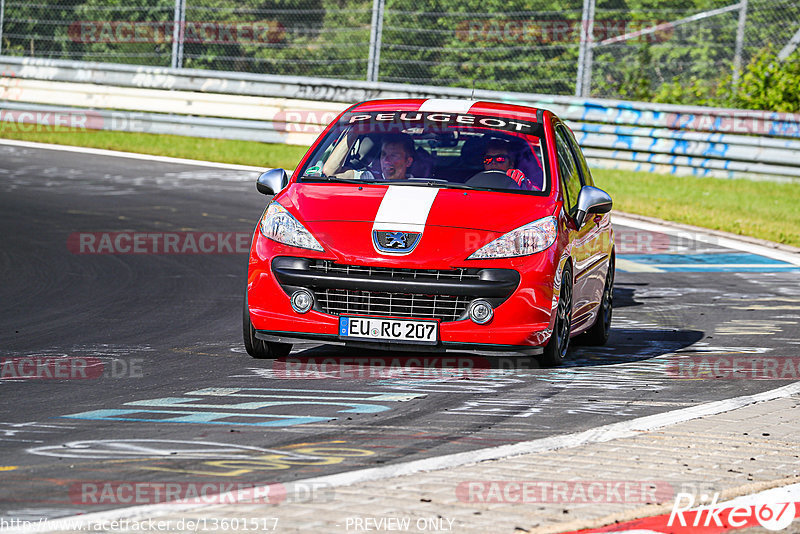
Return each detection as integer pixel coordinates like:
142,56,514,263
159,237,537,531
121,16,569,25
468,216,557,259
259,201,324,252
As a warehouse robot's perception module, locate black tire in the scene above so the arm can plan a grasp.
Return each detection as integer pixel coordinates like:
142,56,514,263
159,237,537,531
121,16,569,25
538,264,573,368
243,293,292,359
580,254,615,346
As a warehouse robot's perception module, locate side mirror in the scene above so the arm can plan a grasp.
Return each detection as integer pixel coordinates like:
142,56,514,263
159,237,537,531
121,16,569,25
574,186,613,228
256,168,289,195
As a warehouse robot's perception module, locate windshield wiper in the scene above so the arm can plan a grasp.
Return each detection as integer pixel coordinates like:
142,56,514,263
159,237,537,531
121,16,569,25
301,173,362,184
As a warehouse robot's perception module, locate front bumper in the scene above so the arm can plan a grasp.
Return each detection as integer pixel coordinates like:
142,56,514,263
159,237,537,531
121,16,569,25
248,247,559,350
254,330,544,355
272,257,519,322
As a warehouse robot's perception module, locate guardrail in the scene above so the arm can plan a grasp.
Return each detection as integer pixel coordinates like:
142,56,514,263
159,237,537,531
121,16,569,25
2,56,799,181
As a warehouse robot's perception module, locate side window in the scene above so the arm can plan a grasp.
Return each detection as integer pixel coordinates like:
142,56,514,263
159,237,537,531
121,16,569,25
563,126,594,187
554,125,581,217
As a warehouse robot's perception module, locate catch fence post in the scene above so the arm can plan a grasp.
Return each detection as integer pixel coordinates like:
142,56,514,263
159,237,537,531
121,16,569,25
732,0,748,86
575,0,596,97
0,0,5,55
171,0,186,69
367,0,385,82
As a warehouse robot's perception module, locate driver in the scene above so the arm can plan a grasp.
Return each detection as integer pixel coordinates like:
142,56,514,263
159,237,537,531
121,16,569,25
483,139,534,190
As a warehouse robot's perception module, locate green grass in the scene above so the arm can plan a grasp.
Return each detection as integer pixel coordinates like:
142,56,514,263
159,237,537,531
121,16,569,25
0,128,309,169
593,168,800,247
2,129,798,247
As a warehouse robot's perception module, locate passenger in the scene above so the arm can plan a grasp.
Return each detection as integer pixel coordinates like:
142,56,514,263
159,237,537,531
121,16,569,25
358,133,415,181
377,134,415,180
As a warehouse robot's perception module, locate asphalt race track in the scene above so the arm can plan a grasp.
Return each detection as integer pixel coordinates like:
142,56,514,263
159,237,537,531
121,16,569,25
1,142,799,522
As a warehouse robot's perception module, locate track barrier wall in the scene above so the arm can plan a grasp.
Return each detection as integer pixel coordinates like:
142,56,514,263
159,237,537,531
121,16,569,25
1,56,799,181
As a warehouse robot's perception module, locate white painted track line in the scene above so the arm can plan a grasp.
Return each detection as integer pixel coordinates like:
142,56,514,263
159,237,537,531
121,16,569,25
0,138,267,172
14,382,800,533
614,214,800,267
3,138,796,264
5,138,800,533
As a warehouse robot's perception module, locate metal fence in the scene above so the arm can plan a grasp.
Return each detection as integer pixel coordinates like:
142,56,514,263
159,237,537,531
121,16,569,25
3,57,799,182
0,0,798,99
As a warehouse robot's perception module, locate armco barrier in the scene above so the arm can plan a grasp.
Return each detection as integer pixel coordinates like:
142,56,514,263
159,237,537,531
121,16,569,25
1,56,799,181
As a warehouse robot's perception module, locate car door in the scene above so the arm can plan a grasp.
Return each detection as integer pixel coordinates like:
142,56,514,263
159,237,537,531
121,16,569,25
554,122,605,331
566,126,614,330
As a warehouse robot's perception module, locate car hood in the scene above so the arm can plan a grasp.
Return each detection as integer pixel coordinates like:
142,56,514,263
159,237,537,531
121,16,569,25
277,183,553,233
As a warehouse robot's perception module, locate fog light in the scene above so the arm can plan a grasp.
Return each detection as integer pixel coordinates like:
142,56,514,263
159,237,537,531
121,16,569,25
469,299,494,324
291,289,314,314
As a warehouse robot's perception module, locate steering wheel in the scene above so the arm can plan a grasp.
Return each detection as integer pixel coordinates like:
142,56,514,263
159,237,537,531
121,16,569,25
465,170,522,190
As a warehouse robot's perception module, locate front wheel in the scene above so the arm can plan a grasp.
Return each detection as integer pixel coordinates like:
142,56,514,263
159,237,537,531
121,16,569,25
538,264,573,368
243,292,292,359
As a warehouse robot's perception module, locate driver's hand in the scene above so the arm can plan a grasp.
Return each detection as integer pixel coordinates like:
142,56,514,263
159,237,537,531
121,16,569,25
507,169,534,191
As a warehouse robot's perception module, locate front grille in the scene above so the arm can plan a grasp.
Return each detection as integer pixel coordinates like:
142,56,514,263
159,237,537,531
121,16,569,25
309,260,480,282
315,288,469,322
309,261,475,321
273,258,518,323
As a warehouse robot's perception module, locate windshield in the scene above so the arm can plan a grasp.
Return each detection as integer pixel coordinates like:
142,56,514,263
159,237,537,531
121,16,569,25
298,111,548,194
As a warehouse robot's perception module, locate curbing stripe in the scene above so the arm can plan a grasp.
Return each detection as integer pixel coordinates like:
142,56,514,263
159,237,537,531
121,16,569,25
560,482,800,533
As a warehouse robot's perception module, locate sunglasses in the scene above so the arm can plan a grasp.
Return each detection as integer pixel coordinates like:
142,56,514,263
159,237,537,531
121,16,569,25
483,155,509,164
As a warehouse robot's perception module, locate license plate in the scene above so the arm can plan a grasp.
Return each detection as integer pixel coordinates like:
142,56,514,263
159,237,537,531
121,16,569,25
338,316,438,344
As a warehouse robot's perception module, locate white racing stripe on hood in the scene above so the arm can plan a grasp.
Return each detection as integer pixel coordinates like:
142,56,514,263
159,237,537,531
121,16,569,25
372,186,439,233
419,99,477,113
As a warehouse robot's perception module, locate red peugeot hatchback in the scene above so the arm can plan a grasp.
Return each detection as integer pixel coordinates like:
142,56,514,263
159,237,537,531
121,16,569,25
244,99,614,366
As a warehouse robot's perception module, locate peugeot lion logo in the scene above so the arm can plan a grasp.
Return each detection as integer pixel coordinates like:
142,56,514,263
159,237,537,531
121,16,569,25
373,230,422,254
386,232,407,248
